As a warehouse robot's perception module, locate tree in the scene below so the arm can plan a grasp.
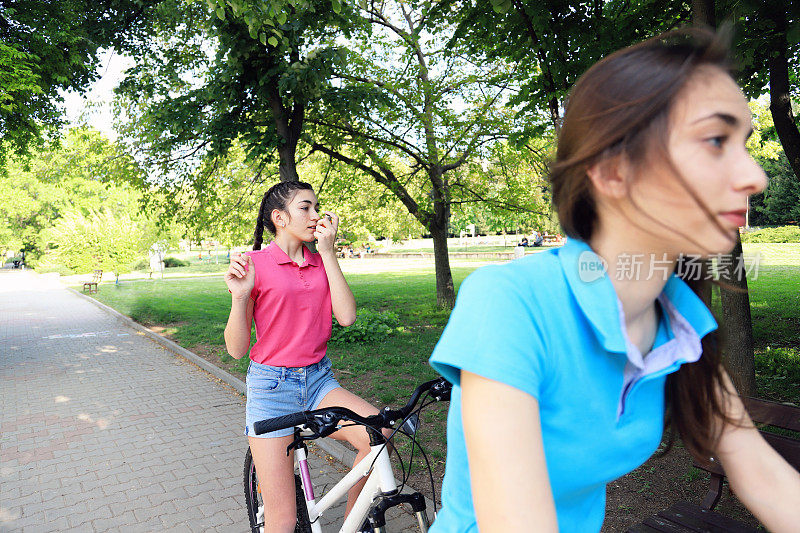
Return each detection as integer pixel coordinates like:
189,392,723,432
42,208,157,280
754,155,800,225
0,0,155,162
171,142,273,250
449,139,554,236
116,0,356,186
0,128,143,261
443,0,687,134
309,0,516,307
309,154,426,243
748,98,799,226
725,1,800,183
695,1,776,397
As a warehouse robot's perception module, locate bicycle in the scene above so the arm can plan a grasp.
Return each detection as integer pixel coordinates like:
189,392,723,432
243,377,452,533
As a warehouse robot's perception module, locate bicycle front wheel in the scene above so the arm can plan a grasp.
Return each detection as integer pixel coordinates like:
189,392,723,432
244,447,312,533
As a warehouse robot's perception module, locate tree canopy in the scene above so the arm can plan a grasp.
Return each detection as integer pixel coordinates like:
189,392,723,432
116,0,356,183
0,127,166,273
0,0,155,161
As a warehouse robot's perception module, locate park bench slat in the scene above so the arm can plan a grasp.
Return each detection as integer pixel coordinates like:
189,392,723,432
760,432,800,470
639,514,698,533
744,397,800,433
627,523,665,532
659,501,758,533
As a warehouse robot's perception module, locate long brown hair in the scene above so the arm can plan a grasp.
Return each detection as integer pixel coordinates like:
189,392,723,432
550,27,739,461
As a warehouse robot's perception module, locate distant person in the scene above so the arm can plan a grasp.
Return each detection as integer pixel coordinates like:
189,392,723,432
519,237,529,247
223,181,387,530
428,28,798,532
532,232,544,247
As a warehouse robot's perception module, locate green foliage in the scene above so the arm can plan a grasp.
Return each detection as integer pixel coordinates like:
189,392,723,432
747,99,800,226
330,308,404,344
0,128,152,262
42,208,156,277
132,257,151,271
747,98,783,161
116,0,357,188
306,152,426,241
443,0,687,137
450,139,555,234
741,226,800,243
726,1,800,101
755,347,800,383
208,0,352,50
753,153,800,226
0,0,156,162
162,143,265,248
163,256,191,267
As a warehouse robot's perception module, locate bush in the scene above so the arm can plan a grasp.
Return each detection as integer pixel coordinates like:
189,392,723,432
131,257,150,271
330,308,404,343
30,252,75,275
163,256,190,268
755,347,800,383
741,225,800,243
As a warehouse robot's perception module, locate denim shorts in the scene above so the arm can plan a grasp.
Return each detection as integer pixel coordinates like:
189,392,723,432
245,357,341,438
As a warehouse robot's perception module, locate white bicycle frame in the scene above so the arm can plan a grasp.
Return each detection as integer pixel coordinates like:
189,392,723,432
294,436,429,533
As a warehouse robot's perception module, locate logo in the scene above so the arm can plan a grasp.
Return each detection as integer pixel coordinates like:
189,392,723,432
578,251,608,283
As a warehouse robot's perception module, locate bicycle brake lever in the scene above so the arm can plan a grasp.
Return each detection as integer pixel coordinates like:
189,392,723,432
284,416,327,455
431,378,452,402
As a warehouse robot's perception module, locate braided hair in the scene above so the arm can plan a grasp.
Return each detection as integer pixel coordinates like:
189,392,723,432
253,181,315,250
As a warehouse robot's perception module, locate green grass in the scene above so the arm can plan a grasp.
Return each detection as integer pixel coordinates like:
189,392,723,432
159,262,230,275
386,245,520,253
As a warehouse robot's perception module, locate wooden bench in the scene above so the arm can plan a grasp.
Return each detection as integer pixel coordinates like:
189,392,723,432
82,270,102,293
628,397,800,532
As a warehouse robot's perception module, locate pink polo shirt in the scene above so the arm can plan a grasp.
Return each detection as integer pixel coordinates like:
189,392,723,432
244,242,332,367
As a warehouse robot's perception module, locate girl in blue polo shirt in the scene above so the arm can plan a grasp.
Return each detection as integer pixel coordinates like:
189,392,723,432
429,28,800,532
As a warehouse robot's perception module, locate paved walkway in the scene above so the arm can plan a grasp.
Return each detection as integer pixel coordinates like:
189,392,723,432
0,270,417,532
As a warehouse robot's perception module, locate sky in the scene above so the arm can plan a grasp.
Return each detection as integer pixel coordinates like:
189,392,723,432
60,49,134,141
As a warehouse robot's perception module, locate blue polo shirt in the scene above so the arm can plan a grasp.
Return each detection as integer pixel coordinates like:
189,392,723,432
428,238,717,532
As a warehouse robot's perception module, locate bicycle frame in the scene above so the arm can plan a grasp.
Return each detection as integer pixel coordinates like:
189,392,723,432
295,440,427,533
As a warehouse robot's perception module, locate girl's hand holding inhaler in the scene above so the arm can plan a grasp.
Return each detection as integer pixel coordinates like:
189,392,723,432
314,212,338,256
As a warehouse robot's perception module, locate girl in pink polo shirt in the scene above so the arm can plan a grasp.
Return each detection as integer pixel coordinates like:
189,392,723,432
224,180,383,532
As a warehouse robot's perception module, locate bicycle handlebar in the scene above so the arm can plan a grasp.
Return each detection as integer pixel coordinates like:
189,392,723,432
253,411,309,435
253,377,451,436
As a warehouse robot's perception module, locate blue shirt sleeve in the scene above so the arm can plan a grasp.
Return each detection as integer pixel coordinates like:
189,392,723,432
429,265,549,400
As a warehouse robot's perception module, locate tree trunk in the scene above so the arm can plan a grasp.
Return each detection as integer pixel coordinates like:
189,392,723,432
718,237,756,396
429,165,456,308
693,0,756,396
277,144,300,182
692,0,715,26
767,8,800,183
430,220,456,309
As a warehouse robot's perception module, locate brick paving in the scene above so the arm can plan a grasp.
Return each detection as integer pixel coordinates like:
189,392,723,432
0,270,418,532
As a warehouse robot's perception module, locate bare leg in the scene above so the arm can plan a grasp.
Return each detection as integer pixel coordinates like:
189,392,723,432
316,387,393,517
248,435,298,533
